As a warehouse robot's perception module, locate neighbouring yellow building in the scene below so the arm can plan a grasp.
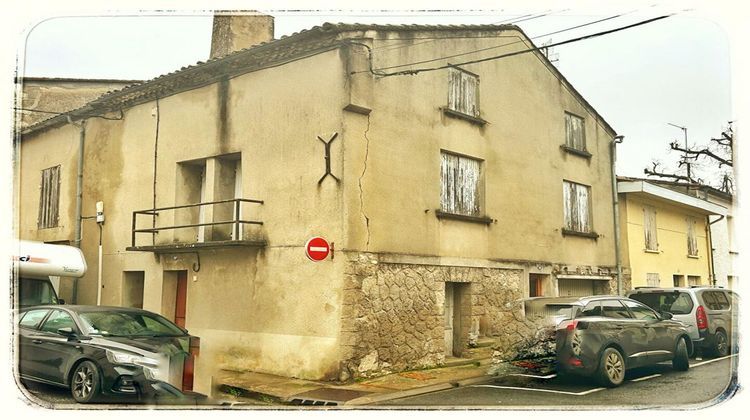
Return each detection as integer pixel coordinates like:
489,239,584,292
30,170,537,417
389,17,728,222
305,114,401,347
618,178,726,289
16,14,625,395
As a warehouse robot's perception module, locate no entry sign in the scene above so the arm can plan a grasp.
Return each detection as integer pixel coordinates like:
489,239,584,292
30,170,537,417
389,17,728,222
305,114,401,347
305,237,330,262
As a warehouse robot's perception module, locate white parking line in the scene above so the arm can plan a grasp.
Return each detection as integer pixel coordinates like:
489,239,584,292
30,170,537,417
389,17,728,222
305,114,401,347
508,373,557,379
471,384,605,396
689,354,736,368
630,374,661,382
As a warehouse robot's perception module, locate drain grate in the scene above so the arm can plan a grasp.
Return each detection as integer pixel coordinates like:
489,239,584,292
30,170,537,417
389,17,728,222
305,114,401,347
288,388,372,406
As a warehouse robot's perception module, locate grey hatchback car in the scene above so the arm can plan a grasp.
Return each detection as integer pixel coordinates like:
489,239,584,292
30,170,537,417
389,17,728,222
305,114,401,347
627,287,738,357
552,295,692,387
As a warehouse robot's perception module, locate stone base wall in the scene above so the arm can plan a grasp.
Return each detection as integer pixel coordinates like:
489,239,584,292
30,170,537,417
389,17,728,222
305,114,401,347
339,253,523,380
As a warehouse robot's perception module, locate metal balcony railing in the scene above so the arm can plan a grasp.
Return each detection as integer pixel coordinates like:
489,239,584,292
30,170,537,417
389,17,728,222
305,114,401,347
130,198,264,250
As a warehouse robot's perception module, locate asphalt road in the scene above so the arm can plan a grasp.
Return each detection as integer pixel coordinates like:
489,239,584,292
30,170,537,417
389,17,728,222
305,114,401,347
16,354,738,410
378,354,739,409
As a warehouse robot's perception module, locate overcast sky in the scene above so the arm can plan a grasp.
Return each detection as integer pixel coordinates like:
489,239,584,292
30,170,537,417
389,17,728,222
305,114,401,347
17,6,735,186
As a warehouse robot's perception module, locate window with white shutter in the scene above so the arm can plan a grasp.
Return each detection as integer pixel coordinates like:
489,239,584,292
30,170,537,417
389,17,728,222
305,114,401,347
447,67,479,118
562,181,592,234
38,165,61,229
644,206,658,251
440,152,481,216
564,112,586,151
687,217,699,256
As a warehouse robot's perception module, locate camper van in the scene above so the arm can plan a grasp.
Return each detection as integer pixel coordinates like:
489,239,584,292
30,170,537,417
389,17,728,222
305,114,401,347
14,240,87,308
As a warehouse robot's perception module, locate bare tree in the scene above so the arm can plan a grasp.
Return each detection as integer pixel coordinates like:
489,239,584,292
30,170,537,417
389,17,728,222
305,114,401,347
645,122,734,193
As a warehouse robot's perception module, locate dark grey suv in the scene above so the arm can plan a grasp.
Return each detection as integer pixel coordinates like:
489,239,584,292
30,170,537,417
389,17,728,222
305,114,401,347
552,296,692,387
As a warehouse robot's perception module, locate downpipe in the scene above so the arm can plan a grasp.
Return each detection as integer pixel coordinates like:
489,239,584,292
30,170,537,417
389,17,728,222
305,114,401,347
68,116,86,304
610,135,624,295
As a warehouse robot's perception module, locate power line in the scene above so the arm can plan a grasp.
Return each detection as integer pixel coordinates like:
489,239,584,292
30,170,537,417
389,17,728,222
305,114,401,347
374,10,637,71
373,9,566,53
364,14,672,77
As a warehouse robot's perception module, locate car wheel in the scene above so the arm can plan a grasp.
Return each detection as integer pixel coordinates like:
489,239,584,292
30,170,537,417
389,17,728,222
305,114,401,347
597,347,625,387
713,330,729,357
672,337,690,371
70,361,101,403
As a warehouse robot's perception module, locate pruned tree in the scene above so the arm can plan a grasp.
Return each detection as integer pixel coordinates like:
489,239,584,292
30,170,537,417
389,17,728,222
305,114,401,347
644,122,734,194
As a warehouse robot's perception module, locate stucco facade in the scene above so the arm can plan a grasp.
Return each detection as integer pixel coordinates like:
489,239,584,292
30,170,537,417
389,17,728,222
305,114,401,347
16,23,622,394
618,180,726,289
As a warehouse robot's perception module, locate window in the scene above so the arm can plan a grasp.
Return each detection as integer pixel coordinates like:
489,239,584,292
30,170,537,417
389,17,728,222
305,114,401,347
622,300,659,320
440,152,482,217
687,217,699,256
687,275,701,286
564,112,586,151
579,301,602,317
643,206,658,251
562,181,592,234
38,165,61,229
601,300,630,319
19,309,50,329
646,273,660,287
40,310,77,334
448,67,479,118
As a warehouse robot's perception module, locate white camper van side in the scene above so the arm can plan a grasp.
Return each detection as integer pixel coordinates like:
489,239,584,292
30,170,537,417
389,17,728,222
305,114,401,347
14,240,87,307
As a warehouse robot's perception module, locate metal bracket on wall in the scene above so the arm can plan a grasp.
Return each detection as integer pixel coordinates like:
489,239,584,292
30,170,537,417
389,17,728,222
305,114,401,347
317,132,340,185
191,252,201,272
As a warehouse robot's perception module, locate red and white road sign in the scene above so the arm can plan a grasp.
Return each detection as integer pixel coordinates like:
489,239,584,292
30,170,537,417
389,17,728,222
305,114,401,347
305,237,330,262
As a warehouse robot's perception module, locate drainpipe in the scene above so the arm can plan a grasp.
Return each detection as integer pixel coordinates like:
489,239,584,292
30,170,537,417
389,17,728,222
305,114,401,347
67,116,86,304
707,214,725,287
610,135,624,295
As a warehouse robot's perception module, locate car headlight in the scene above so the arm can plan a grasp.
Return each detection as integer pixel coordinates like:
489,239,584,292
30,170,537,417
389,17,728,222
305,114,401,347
106,349,159,367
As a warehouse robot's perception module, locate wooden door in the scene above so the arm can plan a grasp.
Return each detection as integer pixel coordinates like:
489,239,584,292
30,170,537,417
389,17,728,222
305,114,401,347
175,271,187,328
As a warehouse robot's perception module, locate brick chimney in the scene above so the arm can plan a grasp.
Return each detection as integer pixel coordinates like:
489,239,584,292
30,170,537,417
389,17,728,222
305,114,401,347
210,12,274,59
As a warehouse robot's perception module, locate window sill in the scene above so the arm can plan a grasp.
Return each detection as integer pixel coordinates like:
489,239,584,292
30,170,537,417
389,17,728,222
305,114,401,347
644,249,660,254
441,108,488,126
561,229,598,239
436,210,493,225
560,145,592,159
687,254,700,259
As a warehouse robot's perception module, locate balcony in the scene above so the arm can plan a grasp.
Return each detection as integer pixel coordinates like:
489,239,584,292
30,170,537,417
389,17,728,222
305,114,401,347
127,198,266,253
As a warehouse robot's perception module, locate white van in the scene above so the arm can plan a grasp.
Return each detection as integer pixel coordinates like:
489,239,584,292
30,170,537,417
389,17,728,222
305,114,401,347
13,240,87,308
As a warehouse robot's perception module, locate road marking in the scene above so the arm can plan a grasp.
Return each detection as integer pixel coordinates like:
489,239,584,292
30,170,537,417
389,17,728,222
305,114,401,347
471,384,605,396
508,373,557,379
690,354,736,368
630,374,661,382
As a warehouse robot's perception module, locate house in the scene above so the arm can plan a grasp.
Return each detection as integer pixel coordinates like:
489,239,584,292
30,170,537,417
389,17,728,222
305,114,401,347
17,77,142,130
617,178,726,289
16,14,623,394
637,179,737,289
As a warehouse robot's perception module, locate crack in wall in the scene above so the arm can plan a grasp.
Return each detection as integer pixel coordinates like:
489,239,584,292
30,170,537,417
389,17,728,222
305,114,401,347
358,114,372,249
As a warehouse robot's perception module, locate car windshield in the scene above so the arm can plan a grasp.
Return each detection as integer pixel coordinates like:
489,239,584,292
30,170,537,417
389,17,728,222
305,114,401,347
19,277,58,306
77,310,186,337
629,292,694,315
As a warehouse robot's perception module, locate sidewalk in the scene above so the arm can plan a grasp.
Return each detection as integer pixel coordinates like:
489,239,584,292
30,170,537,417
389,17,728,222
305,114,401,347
215,360,493,406
214,346,504,406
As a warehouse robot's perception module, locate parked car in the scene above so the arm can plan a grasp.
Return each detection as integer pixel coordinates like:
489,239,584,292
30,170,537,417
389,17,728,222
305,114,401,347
548,295,692,387
18,305,194,403
627,287,738,357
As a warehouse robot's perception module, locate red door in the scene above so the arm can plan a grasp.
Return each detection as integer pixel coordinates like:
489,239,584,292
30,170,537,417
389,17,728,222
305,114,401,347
175,271,187,328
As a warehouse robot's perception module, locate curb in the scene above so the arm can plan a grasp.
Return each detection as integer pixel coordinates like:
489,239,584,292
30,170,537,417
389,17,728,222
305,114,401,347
342,374,496,406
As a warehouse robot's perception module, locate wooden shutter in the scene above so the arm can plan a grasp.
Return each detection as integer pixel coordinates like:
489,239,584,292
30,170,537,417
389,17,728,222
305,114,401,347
563,181,591,233
37,165,60,229
448,68,479,117
687,217,699,256
565,113,585,150
644,207,658,250
441,152,481,216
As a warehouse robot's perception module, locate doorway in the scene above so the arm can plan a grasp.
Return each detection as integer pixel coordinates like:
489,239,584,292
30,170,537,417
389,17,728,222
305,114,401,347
444,282,468,357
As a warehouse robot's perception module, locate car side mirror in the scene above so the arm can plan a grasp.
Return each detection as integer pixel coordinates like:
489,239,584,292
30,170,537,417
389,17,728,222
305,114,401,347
57,327,76,336
659,311,673,320
58,298,66,305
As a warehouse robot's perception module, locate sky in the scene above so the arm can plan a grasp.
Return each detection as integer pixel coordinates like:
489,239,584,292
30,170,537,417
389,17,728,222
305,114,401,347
16,5,736,188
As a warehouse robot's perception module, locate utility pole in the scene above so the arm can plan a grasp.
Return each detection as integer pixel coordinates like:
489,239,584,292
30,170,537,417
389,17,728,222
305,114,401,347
667,123,690,181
